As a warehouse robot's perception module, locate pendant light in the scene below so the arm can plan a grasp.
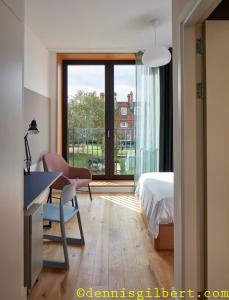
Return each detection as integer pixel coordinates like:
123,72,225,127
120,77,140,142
142,19,171,68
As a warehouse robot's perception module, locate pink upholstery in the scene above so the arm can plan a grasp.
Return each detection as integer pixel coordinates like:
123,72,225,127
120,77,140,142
43,153,92,190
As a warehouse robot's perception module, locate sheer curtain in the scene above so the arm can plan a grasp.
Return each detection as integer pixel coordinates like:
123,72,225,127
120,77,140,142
135,52,160,184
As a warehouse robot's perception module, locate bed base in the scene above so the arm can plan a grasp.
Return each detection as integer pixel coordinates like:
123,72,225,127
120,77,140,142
141,211,174,251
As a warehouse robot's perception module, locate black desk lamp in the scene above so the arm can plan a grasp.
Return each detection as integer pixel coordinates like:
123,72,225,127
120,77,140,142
24,120,39,175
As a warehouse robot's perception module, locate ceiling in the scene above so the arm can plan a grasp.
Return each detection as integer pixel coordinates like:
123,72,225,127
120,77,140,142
25,0,172,52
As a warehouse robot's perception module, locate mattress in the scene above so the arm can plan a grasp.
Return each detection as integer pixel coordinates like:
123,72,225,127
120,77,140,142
135,172,174,238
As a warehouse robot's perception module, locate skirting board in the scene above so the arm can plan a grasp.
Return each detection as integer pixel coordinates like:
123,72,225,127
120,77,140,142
141,210,174,251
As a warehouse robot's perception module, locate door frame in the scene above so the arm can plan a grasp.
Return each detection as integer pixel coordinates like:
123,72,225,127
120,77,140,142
173,0,221,293
62,59,135,180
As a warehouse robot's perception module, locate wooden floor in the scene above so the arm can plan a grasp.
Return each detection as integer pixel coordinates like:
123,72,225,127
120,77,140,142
28,193,173,300
90,180,134,187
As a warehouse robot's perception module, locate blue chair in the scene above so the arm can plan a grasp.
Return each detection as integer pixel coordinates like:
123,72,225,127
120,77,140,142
43,184,84,269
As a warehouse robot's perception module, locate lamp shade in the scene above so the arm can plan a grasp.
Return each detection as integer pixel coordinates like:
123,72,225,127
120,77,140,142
28,119,39,134
142,46,171,68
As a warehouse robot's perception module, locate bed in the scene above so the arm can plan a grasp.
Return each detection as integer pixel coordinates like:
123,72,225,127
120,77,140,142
135,172,174,250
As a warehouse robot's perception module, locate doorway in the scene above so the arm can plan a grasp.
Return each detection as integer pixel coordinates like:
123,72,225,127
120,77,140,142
62,60,136,179
174,0,223,293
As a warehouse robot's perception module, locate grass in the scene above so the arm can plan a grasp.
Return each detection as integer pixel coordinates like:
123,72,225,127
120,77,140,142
68,145,135,175
69,144,135,156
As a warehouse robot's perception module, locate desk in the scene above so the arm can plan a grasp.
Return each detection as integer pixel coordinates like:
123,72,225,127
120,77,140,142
24,171,61,208
24,171,61,289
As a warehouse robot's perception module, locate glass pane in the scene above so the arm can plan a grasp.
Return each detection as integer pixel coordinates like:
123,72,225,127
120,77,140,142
114,65,136,175
67,65,105,175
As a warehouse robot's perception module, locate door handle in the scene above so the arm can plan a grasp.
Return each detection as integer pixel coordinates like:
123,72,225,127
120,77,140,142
107,129,110,138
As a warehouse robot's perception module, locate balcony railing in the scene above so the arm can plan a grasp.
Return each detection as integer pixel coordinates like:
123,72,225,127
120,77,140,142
67,127,136,175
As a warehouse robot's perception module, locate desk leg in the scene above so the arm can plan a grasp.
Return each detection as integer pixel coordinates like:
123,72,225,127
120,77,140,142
43,187,52,228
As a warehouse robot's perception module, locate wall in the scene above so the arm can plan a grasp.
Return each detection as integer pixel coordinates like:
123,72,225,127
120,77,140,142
24,25,51,169
24,25,50,98
24,88,50,169
0,0,25,299
172,0,222,292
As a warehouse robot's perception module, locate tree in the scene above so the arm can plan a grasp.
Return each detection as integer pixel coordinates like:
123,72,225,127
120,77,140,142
68,90,120,146
68,90,104,129
68,90,105,147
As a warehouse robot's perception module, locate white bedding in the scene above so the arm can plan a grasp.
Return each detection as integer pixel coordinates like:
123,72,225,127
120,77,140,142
135,172,174,238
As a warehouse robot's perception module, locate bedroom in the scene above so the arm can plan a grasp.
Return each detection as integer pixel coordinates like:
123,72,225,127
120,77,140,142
2,0,229,299
24,1,175,298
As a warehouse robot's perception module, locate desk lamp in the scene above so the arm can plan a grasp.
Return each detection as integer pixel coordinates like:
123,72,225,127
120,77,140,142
24,120,39,175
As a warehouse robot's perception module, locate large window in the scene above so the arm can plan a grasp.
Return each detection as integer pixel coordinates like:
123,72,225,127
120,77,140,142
62,60,136,179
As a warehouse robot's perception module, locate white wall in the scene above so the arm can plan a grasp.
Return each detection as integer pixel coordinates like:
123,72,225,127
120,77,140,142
24,25,50,98
24,88,50,168
4,0,24,21
24,26,51,169
0,0,25,299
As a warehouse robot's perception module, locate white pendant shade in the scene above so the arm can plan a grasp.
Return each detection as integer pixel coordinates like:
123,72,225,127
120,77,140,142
142,46,171,67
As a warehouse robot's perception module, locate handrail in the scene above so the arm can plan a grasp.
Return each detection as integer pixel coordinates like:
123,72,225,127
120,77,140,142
67,127,136,175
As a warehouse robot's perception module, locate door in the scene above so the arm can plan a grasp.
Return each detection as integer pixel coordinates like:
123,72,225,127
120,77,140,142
205,20,229,292
182,23,206,294
62,60,136,179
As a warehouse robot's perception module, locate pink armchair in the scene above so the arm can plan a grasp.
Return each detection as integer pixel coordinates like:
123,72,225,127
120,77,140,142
43,152,93,201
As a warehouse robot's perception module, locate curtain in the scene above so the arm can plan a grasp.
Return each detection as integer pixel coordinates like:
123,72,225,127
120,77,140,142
135,52,160,184
159,48,173,172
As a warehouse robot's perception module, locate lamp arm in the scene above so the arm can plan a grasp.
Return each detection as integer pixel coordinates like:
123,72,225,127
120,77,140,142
24,133,31,175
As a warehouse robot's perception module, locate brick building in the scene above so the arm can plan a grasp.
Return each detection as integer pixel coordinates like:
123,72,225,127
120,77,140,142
115,91,135,142
99,91,135,143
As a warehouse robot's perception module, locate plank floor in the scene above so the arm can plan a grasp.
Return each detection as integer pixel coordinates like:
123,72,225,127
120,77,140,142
28,193,173,300
90,180,134,187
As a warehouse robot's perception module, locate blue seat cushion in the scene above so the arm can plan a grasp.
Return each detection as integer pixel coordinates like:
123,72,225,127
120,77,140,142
43,204,78,223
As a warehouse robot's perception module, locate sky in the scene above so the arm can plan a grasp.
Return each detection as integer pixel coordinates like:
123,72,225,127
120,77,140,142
68,65,136,102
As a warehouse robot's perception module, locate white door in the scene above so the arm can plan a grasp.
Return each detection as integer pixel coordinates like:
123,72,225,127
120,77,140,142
205,20,229,292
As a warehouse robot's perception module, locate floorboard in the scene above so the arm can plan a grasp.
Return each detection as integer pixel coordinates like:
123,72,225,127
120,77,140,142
90,180,134,187
28,193,173,300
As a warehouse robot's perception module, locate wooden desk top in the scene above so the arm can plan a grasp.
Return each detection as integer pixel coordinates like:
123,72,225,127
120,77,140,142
24,171,61,208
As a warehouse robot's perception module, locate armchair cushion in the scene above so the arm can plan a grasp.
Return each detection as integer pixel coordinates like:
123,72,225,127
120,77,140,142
43,152,92,191
68,166,92,179
52,175,71,190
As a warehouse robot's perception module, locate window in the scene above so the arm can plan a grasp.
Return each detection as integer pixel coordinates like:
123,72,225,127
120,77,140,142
62,59,136,178
121,107,127,115
120,122,128,128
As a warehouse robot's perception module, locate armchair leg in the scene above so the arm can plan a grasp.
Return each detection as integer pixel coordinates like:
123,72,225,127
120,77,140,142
43,187,52,229
88,184,92,201
47,186,52,203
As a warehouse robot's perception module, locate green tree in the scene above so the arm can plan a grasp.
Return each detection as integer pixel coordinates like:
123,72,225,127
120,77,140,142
68,90,104,129
68,90,105,150
68,90,120,147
